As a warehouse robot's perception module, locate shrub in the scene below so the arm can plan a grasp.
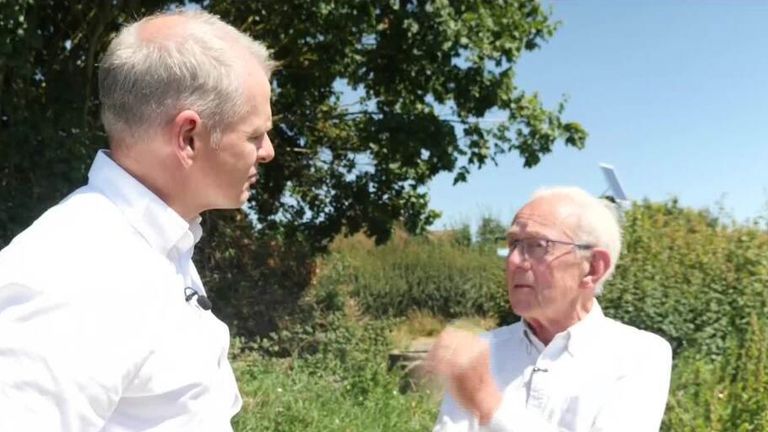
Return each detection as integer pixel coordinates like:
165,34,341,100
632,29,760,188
231,306,438,431
663,315,768,432
321,237,509,321
601,200,768,356
195,211,317,340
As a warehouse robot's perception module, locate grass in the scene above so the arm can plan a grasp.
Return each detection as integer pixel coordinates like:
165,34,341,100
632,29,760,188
232,354,438,432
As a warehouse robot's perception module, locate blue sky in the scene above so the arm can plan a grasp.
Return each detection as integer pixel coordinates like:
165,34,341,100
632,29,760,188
428,0,768,231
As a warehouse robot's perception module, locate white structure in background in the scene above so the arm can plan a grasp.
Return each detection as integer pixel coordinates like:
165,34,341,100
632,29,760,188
599,163,631,209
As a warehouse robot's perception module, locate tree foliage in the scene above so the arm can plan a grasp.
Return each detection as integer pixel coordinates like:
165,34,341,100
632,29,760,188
476,215,508,246
208,0,587,247
1,0,585,250
0,0,167,246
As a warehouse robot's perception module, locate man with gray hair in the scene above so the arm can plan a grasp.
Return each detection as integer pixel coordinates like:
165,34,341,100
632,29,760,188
428,186,672,431
0,10,274,431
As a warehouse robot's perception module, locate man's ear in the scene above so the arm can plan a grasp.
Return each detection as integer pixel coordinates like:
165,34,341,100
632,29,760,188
172,110,202,168
581,248,611,290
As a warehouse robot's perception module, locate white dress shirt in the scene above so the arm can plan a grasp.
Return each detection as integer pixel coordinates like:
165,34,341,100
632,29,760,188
0,151,242,431
433,302,672,432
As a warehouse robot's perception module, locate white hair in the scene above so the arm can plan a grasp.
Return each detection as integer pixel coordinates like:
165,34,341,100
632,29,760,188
529,186,622,295
99,10,276,145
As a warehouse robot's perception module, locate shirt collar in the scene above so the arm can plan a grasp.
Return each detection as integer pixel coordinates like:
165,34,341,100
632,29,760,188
87,150,203,257
517,300,605,357
520,320,547,354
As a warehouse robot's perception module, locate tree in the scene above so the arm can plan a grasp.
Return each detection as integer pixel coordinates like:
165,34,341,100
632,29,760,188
1,0,586,250
0,0,168,247
476,215,508,247
206,0,587,248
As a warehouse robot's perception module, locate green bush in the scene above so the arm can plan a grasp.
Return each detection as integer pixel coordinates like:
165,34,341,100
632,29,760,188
663,315,768,432
601,200,768,356
320,237,509,321
196,211,317,340
231,309,438,431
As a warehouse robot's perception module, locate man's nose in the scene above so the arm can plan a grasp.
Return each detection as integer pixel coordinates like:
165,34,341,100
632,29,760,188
257,134,275,163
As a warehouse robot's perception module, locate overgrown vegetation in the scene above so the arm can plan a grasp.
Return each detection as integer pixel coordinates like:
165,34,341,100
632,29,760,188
602,199,768,358
338,238,508,321
663,314,768,431
231,312,438,431
230,200,768,431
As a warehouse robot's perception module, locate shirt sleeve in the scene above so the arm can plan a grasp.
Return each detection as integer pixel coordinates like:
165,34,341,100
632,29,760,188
0,282,143,432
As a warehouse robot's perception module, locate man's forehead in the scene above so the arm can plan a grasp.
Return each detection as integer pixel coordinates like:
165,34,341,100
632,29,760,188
510,212,557,230
508,200,579,238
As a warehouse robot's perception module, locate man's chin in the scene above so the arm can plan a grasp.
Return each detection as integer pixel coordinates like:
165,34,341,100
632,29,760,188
207,195,248,211
239,189,252,205
508,294,536,316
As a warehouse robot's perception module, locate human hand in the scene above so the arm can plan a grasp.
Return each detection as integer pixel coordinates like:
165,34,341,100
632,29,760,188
425,327,502,424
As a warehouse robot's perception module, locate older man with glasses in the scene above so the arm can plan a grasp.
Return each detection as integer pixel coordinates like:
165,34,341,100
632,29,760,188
428,186,672,432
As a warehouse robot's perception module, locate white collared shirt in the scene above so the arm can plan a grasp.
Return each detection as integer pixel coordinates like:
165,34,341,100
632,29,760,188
0,151,242,431
433,302,672,432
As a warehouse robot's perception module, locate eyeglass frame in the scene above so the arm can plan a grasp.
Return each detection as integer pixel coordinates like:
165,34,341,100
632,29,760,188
503,236,594,262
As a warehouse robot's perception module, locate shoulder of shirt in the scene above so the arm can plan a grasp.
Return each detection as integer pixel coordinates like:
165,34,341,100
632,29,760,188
16,185,134,239
592,315,673,366
602,315,671,348
0,185,174,361
1,185,170,299
477,317,671,362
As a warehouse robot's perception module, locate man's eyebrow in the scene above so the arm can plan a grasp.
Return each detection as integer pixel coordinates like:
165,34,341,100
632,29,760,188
507,231,548,240
506,225,549,239
250,123,273,135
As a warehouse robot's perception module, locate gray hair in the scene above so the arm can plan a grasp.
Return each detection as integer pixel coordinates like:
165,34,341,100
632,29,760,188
99,10,276,145
529,186,622,295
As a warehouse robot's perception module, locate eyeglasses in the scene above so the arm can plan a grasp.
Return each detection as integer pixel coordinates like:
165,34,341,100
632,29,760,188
506,237,593,261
